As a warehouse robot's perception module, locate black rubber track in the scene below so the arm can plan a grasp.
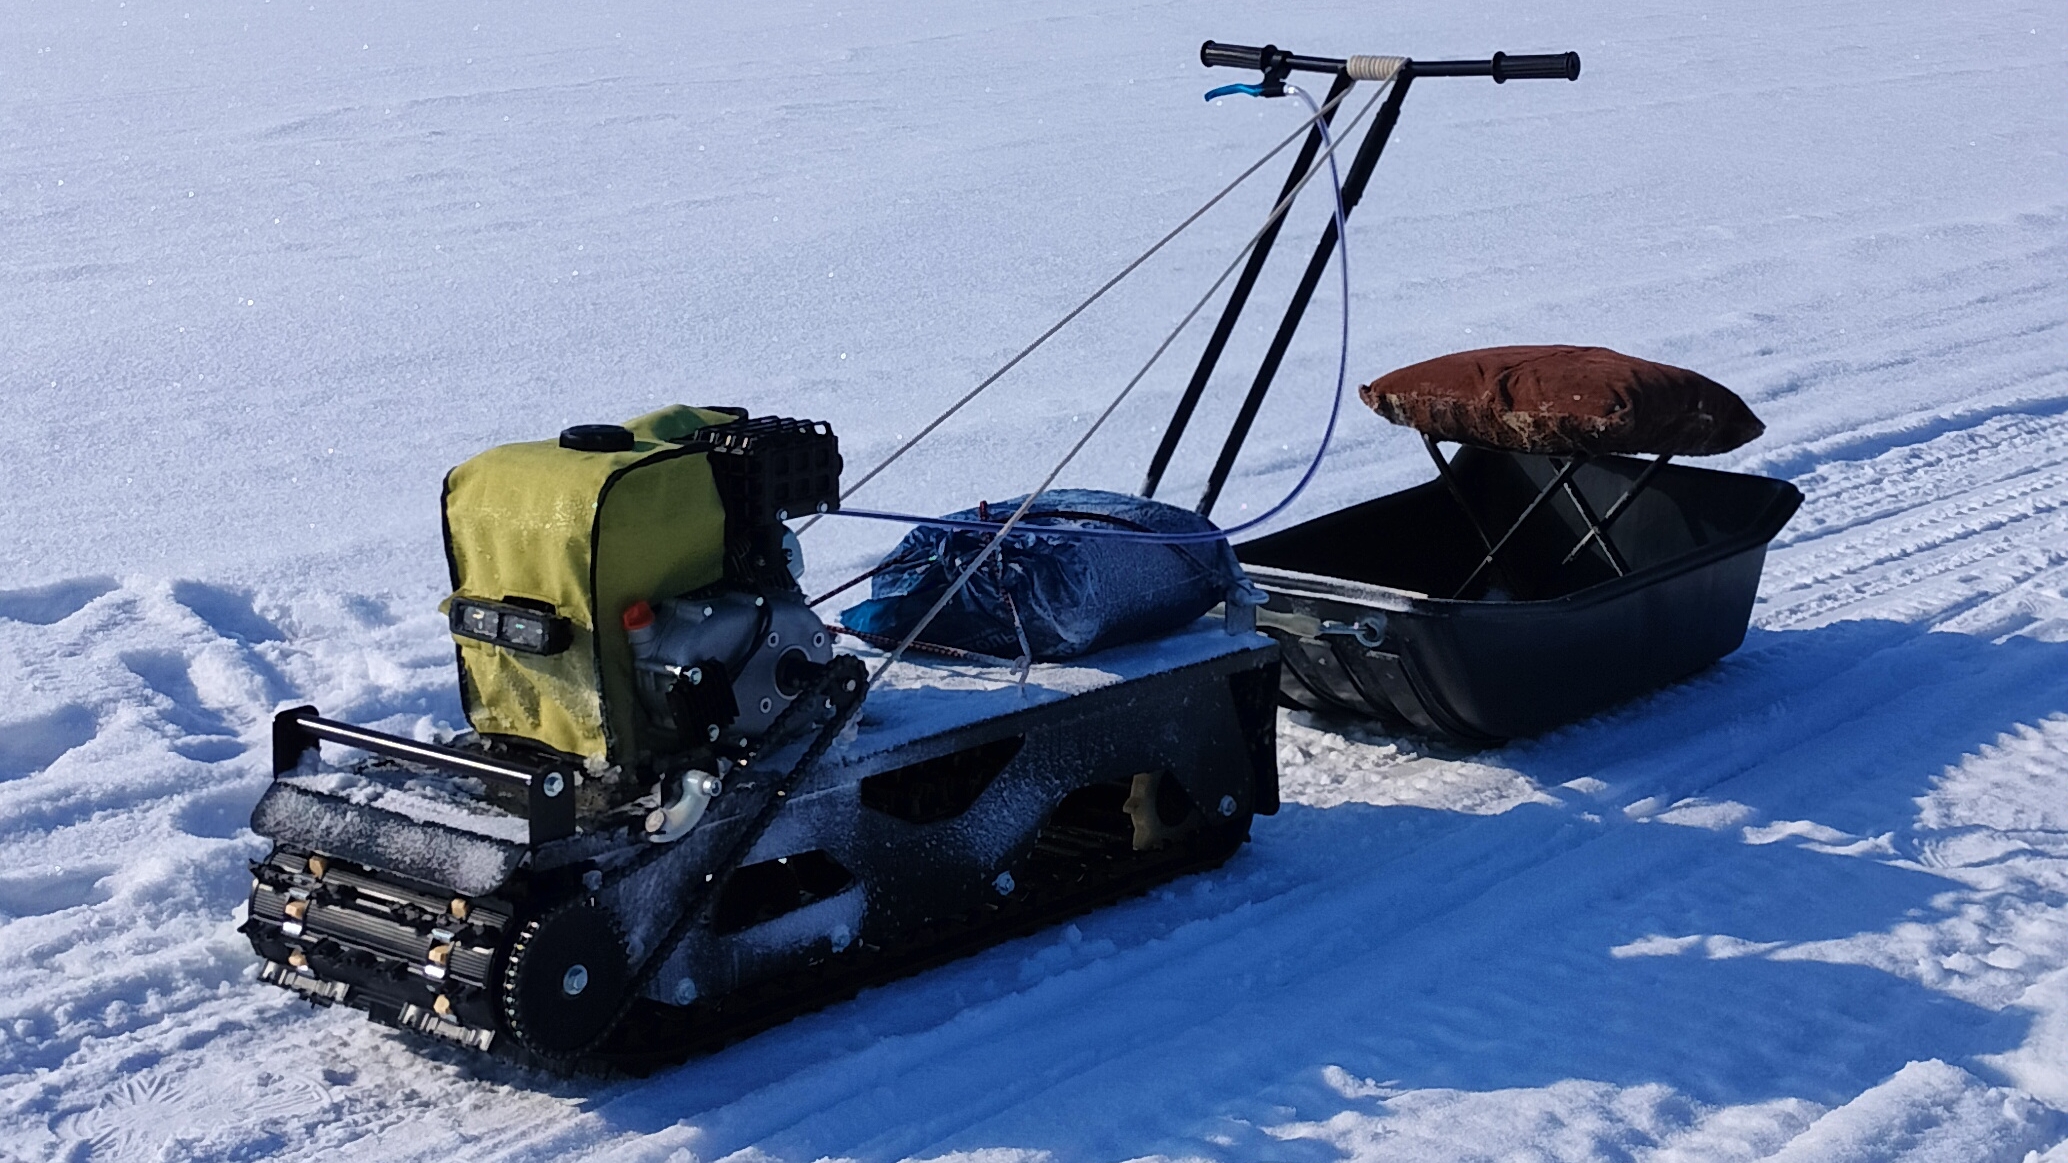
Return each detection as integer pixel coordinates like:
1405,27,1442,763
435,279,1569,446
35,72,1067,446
578,816,1250,1076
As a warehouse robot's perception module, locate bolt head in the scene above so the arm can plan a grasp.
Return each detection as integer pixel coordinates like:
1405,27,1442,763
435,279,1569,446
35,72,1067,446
542,772,566,798
1218,795,1237,817
562,964,589,996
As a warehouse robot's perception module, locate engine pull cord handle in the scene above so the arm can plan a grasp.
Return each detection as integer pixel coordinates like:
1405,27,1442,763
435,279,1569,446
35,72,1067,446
1200,40,1580,83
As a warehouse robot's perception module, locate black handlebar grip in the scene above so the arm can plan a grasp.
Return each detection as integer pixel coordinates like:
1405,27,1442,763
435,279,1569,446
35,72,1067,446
1200,41,1271,70
1489,51,1581,81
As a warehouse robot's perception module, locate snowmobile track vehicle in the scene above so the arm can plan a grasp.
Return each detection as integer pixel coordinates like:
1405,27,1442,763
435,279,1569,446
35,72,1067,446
243,403,1278,1072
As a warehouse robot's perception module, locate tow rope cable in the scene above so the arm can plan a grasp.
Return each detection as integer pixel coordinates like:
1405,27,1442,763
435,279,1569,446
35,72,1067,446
793,82,1359,539
855,80,1379,681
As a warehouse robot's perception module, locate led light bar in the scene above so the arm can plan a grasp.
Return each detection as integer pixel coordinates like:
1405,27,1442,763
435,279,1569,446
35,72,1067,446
450,597,572,655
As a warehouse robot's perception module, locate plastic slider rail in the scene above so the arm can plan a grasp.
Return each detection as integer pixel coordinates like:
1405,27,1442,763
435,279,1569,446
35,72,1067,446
271,706,578,843
1200,41,1581,83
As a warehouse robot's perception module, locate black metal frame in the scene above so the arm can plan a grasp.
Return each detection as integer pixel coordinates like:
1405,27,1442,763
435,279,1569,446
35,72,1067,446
1418,440,1673,599
1141,41,1580,518
272,705,579,843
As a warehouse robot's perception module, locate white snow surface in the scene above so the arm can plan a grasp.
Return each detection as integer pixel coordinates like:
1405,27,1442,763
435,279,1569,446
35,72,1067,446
3,0,2066,1159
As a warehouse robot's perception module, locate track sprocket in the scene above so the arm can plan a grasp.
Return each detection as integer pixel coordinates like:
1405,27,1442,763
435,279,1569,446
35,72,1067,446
500,902,632,1059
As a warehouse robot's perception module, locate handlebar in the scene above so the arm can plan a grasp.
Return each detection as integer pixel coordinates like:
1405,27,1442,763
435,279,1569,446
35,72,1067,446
1200,42,1344,75
1199,41,1581,83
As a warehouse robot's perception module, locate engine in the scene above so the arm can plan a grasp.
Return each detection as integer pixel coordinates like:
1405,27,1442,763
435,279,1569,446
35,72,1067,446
439,404,842,817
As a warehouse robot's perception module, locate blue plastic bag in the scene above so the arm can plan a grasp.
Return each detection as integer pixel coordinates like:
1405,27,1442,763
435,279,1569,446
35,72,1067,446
842,489,1251,662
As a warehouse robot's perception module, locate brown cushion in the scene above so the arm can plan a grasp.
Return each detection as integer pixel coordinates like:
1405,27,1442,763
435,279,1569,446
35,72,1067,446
1360,345,1764,456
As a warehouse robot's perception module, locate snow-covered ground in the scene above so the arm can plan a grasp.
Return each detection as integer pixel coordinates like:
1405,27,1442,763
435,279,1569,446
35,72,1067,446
3,1,2066,1159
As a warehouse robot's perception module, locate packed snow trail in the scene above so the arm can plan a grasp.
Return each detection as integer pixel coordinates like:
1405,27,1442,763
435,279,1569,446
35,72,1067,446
3,0,2066,1160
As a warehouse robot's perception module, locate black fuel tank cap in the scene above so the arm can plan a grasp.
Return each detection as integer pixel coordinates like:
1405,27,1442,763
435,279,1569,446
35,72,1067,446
559,424,635,452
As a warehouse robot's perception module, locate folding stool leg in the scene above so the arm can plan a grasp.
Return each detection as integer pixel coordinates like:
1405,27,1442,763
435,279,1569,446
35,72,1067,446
1423,436,1504,556
1450,455,1585,599
1552,455,1629,576
1559,454,1672,568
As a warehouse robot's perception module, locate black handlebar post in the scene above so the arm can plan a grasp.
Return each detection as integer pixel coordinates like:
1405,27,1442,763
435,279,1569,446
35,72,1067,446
1141,68,1357,499
1194,74,1415,518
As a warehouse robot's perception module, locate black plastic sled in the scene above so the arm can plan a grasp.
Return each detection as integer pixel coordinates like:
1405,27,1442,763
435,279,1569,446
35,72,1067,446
1236,448,1802,742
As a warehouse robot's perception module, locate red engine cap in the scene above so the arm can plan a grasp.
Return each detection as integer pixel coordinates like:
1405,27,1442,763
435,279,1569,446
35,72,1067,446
621,600,655,632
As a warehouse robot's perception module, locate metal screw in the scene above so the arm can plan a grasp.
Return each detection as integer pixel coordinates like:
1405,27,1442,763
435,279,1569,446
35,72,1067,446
673,978,698,1005
759,697,773,714
542,772,566,798
687,666,703,685
707,724,722,741
1218,795,1237,817
813,632,827,648
766,630,781,648
993,871,1016,896
562,964,589,996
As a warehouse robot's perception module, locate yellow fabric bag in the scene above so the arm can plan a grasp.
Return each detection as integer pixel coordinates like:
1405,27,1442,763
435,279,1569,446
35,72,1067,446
441,405,734,763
